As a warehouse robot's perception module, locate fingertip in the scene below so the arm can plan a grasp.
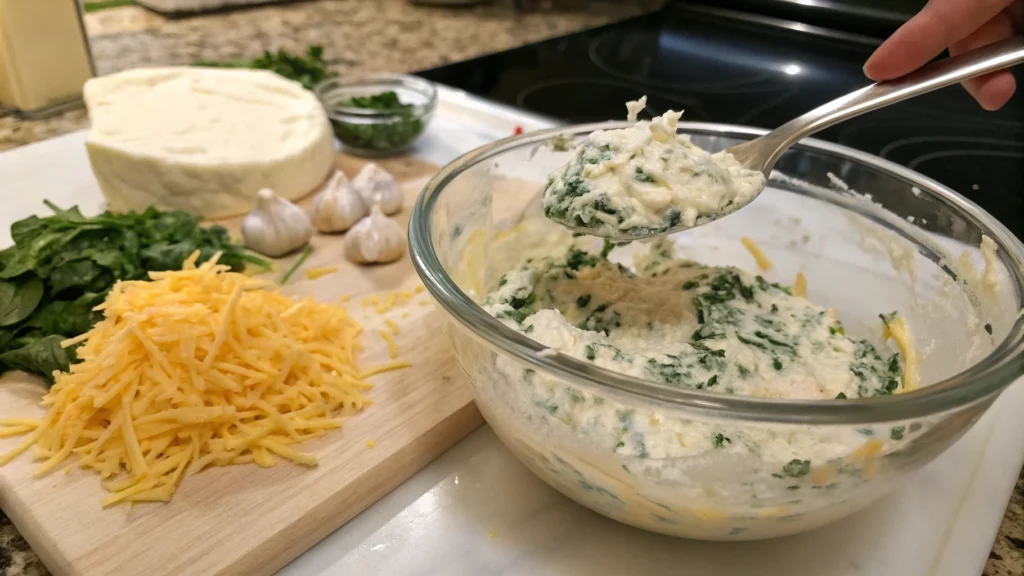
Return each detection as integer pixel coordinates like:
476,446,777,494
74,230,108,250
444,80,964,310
863,40,912,81
964,72,1017,111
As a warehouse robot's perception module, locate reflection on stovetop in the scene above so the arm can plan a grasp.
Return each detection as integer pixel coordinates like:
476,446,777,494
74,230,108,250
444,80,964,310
416,6,1024,238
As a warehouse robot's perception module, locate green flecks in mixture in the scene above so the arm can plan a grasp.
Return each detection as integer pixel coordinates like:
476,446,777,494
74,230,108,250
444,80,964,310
499,286,536,324
508,290,535,311
879,311,899,328
755,275,792,295
634,166,656,183
566,249,599,271
681,277,704,290
593,343,629,363
890,425,906,441
632,436,649,458
543,143,629,229
487,242,903,401
712,433,731,448
984,323,993,335
782,459,811,478
543,139,691,234
566,387,585,404
579,303,622,335
849,340,900,396
535,399,559,415
600,239,616,259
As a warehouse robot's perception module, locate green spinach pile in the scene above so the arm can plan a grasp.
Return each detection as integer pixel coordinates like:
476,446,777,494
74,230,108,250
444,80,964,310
331,91,426,153
0,202,267,382
194,45,334,91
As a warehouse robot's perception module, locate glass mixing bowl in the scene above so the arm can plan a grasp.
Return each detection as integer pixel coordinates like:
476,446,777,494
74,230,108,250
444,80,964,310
409,122,1024,541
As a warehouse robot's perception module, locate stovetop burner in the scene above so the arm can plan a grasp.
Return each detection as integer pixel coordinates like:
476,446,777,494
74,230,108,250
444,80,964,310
588,27,784,92
417,5,1024,237
516,78,709,123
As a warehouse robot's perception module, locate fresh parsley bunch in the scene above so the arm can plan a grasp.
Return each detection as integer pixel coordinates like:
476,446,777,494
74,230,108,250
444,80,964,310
194,45,334,91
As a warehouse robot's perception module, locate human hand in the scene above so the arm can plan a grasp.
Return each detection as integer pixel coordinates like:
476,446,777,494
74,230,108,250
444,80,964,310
864,0,1023,110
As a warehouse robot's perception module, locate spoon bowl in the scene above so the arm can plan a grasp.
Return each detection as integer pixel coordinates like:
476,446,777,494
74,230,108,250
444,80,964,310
554,35,1024,242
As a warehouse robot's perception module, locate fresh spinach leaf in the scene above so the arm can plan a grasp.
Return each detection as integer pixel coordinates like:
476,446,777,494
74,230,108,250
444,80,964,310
0,202,268,382
0,334,78,382
0,275,43,327
23,292,105,336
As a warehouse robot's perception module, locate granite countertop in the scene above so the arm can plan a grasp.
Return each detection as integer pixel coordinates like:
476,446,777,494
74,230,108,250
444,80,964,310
0,1,1022,575
0,0,652,151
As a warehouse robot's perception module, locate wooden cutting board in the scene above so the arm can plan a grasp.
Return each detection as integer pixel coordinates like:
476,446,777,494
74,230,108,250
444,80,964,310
0,155,483,576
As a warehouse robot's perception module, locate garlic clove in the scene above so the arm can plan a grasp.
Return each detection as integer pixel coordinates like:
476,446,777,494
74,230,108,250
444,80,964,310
310,169,368,233
242,188,314,258
344,205,406,265
351,163,402,215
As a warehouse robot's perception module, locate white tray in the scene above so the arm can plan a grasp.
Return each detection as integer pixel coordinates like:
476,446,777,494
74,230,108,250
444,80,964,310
0,85,1021,576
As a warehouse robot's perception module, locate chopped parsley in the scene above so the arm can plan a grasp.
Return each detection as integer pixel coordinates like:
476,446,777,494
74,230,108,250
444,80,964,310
782,459,811,478
330,91,426,154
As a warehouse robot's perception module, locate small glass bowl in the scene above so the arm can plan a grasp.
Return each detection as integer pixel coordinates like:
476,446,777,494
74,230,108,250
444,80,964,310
314,74,436,157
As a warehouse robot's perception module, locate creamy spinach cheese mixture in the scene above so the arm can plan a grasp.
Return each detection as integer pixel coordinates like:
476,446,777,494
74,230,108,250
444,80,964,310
486,240,901,401
479,237,911,539
541,98,766,237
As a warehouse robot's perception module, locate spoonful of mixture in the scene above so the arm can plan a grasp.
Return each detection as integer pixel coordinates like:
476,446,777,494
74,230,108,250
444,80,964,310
543,35,1024,240
542,97,764,239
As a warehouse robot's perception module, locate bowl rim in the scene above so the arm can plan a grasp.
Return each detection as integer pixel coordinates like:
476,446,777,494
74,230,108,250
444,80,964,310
313,73,437,120
409,120,1024,425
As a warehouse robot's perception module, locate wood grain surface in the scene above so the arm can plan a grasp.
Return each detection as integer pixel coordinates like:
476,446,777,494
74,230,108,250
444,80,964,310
0,155,483,576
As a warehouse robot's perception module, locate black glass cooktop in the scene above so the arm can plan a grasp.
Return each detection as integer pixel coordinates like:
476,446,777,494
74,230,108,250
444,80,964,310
416,3,1024,238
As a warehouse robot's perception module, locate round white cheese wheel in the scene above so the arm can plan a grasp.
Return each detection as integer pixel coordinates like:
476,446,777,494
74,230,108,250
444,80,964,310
84,67,335,218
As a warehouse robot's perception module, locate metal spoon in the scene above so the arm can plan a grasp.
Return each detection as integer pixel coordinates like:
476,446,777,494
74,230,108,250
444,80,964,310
557,35,1024,242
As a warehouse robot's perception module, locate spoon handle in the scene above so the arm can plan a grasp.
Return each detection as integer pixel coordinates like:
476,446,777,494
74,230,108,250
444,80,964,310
756,35,1024,171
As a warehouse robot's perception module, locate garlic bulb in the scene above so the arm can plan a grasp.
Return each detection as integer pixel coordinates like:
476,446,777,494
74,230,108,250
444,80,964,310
310,170,367,233
351,163,402,215
344,205,406,264
242,188,314,257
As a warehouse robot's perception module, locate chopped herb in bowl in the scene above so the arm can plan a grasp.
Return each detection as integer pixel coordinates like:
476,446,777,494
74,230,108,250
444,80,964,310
314,74,437,157
332,91,426,154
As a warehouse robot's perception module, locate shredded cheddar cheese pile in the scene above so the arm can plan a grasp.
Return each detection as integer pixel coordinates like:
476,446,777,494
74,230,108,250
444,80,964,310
0,252,407,507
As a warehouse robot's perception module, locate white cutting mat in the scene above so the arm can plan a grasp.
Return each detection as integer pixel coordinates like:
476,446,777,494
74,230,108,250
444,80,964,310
0,85,1021,576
